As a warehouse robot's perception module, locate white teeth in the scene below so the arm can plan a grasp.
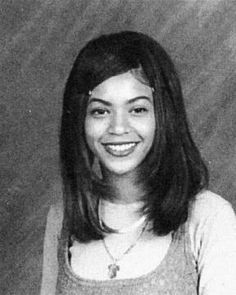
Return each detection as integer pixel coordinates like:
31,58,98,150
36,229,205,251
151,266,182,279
107,143,136,151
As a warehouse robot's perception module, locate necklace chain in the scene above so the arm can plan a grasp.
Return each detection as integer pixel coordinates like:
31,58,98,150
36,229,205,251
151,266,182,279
102,221,148,279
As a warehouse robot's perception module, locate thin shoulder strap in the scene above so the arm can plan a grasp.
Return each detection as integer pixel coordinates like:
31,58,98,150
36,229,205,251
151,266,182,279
40,202,63,295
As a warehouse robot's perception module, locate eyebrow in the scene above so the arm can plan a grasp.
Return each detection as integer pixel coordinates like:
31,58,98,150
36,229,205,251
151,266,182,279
88,96,152,106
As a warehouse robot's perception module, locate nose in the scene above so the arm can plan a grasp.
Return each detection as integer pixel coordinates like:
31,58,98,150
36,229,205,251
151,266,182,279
108,111,130,135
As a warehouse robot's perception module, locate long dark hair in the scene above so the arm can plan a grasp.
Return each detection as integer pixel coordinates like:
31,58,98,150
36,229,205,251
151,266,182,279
60,31,209,242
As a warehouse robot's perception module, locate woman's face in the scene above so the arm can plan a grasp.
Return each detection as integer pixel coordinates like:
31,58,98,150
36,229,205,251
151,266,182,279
85,71,156,176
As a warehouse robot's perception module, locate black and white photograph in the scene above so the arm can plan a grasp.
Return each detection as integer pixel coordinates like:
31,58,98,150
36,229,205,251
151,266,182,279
1,1,236,294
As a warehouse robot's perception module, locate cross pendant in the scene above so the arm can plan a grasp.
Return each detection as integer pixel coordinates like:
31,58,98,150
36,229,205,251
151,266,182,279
108,263,120,279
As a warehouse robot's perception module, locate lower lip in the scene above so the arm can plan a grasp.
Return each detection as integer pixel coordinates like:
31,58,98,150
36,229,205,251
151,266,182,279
103,144,138,157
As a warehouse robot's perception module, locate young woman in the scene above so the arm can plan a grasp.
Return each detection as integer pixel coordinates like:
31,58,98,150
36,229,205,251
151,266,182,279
41,31,236,294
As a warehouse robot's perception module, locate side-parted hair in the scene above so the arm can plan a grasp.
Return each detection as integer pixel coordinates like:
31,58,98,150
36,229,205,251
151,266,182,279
60,31,209,242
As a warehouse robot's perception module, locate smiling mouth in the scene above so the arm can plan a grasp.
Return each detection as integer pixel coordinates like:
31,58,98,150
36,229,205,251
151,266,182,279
103,142,138,157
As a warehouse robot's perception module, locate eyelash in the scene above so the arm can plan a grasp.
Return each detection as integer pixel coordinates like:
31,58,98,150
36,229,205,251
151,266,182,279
90,108,109,116
130,107,148,114
89,107,148,117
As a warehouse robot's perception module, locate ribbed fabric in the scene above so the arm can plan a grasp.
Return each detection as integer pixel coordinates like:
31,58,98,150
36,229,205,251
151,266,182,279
56,225,198,295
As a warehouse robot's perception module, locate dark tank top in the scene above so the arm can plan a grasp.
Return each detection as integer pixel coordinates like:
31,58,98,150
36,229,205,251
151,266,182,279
56,224,198,295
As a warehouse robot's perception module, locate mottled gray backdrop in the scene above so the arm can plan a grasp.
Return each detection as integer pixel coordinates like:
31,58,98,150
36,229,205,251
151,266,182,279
0,1,235,294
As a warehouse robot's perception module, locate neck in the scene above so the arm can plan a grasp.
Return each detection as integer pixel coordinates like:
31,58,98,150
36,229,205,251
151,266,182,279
102,169,144,204
100,198,145,232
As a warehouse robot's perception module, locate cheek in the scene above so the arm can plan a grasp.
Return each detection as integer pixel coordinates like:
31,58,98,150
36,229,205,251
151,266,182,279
85,119,96,149
145,126,156,146
135,117,156,142
84,118,106,146
147,114,156,136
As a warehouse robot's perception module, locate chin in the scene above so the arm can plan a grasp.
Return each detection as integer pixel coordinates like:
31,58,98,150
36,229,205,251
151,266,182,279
102,161,139,176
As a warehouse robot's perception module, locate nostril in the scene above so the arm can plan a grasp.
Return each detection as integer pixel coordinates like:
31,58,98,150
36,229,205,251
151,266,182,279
108,124,129,135
108,114,130,135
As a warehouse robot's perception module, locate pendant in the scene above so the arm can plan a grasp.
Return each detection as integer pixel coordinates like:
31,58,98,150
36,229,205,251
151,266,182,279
108,263,120,279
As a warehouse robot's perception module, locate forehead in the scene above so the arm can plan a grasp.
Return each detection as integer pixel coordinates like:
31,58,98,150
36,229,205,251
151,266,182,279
90,72,153,103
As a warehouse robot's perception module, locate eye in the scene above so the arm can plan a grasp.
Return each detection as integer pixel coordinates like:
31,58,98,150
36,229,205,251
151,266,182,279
89,108,109,117
130,107,148,115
